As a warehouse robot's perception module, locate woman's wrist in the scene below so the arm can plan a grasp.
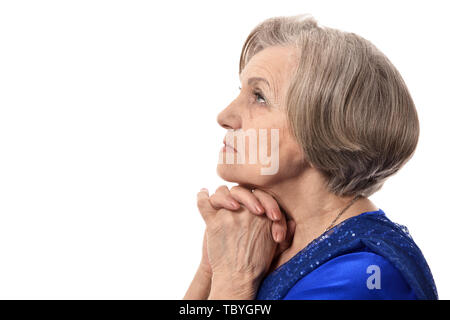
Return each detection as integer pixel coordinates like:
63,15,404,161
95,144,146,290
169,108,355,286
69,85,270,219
208,273,260,300
183,264,213,300
198,260,212,279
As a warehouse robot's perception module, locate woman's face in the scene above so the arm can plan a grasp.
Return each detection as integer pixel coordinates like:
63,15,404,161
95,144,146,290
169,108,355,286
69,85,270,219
217,46,306,188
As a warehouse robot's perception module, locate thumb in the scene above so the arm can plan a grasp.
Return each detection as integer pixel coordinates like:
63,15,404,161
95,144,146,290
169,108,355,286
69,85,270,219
197,188,216,222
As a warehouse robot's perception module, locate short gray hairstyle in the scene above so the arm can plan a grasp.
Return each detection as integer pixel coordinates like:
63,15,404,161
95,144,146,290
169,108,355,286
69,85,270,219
239,14,419,197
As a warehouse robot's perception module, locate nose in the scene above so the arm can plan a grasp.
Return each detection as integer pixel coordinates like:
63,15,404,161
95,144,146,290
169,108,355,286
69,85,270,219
217,102,241,130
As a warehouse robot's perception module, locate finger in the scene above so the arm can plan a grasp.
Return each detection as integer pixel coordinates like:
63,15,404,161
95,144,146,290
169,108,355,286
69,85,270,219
274,220,296,257
229,185,265,215
209,185,241,211
276,219,296,254
197,188,215,222
252,189,282,221
271,211,287,243
200,188,209,196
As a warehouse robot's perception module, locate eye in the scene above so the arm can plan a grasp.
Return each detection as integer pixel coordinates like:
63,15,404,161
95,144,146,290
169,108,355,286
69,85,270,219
252,89,267,105
238,86,267,105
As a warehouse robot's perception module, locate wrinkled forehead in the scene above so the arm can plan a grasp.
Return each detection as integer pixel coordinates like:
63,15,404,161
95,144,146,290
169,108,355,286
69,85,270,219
239,46,299,103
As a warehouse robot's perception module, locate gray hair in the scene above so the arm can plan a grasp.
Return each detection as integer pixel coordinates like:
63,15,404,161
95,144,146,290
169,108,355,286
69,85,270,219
239,14,419,197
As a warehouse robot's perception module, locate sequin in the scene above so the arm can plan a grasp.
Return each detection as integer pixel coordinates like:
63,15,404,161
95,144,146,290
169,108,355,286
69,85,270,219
256,209,438,300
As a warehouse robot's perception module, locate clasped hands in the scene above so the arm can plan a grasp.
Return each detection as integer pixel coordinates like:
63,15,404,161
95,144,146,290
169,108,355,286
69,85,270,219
196,185,296,300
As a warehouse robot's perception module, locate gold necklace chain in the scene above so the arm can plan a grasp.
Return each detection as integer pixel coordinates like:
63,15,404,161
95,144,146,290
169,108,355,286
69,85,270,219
325,194,362,232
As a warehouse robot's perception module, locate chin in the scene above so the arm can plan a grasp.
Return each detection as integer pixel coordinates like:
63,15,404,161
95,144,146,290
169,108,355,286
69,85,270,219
216,163,278,188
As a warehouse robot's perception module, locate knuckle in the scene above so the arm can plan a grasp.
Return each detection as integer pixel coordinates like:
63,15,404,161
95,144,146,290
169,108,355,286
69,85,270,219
220,211,235,225
215,185,229,194
229,185,243,194
208,193,218,203
217,207,229,217
208,194,224,209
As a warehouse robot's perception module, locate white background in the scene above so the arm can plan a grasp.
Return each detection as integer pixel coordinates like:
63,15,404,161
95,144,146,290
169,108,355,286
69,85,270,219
0,0,449,299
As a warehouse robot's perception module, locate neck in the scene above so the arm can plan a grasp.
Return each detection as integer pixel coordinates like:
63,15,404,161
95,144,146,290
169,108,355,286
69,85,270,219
259,165,378,270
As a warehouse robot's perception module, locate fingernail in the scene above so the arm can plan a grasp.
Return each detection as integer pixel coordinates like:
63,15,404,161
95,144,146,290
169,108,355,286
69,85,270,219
230,201,240,209
256,204,264,214
200,188,208,192
274,231,281,243
271,208,281,221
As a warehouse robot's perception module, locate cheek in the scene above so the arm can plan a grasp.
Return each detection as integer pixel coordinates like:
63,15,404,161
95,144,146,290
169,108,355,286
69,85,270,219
277,130,304,174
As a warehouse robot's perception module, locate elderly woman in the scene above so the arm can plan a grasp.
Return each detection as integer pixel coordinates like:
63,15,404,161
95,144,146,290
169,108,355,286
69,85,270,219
184,14,437,300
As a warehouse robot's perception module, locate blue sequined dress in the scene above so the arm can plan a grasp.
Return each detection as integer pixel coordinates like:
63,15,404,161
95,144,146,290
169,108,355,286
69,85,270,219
256,209,438,300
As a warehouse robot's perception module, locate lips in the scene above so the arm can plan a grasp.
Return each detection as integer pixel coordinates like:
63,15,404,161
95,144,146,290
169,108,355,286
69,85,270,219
222,137,237,152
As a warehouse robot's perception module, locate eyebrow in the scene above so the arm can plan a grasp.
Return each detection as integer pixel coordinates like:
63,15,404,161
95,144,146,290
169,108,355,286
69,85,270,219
247,77,271,89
